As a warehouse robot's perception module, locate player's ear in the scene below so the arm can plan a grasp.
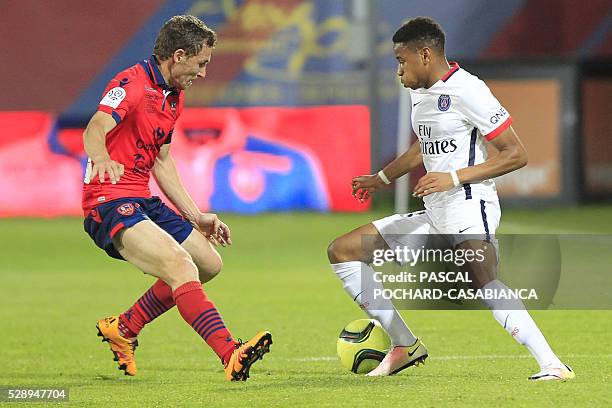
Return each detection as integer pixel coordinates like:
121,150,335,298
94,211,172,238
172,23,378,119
173,49,186,63
420,47,431,65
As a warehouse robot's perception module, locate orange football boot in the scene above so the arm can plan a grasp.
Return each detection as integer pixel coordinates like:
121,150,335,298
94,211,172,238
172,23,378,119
96,316,138,376
224,331,272,381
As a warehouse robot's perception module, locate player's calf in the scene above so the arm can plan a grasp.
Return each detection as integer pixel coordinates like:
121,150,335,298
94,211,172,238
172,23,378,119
118,278,175,338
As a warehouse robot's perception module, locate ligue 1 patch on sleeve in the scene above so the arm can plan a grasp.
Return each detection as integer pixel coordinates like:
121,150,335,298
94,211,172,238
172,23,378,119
100,87,127,109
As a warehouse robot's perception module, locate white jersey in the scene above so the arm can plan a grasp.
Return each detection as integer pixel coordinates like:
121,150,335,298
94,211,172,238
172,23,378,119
410,62,512,208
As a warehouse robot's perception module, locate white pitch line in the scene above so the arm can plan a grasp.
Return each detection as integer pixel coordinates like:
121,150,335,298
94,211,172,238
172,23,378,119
428,354,612,361
293,357,337,362
498,221,593,235
292,354,612,362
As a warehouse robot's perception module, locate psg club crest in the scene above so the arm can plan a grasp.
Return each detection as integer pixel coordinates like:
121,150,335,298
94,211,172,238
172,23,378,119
438,94,451,111
117,203,135,216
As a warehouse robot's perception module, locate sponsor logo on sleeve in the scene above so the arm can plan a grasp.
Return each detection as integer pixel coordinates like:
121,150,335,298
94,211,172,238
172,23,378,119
490,107,509,124
437,94,451,111
100,87,127,109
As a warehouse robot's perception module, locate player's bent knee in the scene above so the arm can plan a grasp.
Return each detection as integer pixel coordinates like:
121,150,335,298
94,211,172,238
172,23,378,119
159,248,199,287
210,256,223,276
327,238,359,264
198,254,223,283
327,240,340,263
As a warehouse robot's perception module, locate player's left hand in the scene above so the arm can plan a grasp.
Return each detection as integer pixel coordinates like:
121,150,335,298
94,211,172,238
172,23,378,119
193,213,232,247
413,172,455,197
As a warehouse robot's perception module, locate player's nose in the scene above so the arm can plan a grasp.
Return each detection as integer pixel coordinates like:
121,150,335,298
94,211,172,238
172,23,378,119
197,68,207,79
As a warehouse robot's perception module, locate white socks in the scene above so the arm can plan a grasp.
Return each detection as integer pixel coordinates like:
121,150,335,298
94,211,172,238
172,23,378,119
331,261,417,347
331,263,562,368
482,280,563,369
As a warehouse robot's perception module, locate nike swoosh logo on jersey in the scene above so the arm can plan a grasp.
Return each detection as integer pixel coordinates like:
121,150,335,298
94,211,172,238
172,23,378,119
459,226,474,233
412,101,422,107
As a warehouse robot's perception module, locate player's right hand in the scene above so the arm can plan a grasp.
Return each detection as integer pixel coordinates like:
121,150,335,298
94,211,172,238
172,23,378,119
193,213,232,247
351,174,385,202
91,158,125,184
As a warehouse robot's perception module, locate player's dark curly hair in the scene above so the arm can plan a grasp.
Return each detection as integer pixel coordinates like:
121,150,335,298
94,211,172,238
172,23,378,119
154,15,217,60
392,17,445,53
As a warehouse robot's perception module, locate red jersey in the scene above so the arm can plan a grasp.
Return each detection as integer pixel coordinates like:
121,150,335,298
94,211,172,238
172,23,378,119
82,55,184,215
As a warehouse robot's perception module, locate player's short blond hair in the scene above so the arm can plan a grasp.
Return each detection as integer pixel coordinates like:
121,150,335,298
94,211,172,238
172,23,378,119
154,15,217,60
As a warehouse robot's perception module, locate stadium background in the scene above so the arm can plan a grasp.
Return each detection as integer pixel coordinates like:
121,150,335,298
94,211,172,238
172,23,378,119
1,0,611,407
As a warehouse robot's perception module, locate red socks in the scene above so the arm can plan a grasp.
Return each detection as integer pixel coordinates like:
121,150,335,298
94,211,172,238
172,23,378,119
117,279,237,365
119,279,174,338
172,281,237,365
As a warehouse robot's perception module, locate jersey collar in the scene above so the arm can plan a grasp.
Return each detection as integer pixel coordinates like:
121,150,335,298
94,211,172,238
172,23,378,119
141,55,179,93
413,61,461,93
440,61,460,82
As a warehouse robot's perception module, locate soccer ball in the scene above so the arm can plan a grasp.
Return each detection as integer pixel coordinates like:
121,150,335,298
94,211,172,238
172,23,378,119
337,319,391,374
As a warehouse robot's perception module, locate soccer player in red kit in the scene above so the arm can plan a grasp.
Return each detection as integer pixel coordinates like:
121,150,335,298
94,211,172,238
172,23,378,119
82,15,271,381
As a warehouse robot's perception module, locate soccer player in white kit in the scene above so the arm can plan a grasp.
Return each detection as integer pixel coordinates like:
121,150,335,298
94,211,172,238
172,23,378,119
327,17,574,381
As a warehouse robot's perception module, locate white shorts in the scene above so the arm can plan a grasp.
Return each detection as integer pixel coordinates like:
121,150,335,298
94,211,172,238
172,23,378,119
372,199,501,255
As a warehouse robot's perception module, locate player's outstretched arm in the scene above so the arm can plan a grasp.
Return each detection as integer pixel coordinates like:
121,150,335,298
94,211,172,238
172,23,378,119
83,111,125,184
152,145,231,246
352,141,423,202
413,126,527,197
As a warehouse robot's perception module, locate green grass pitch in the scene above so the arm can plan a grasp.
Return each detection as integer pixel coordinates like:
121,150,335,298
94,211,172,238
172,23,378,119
1,205,611,407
